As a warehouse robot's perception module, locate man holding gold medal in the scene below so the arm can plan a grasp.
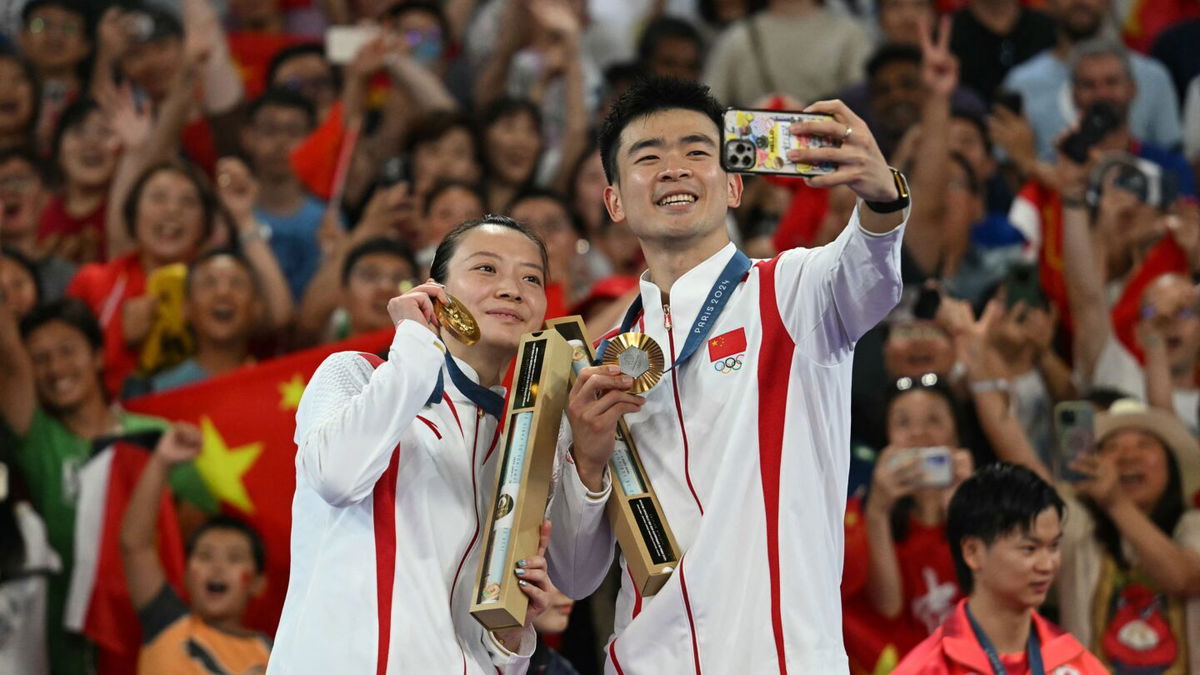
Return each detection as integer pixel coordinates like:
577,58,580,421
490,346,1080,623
547,76,909,673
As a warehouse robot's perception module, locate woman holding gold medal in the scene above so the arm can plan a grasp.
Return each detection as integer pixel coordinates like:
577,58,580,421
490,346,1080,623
271,216,558,674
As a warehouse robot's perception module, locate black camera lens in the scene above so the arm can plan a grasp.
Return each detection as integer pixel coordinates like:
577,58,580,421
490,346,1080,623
1061,410,1076,425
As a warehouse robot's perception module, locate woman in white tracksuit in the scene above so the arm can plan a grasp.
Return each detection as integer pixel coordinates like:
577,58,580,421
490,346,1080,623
270,216,554,674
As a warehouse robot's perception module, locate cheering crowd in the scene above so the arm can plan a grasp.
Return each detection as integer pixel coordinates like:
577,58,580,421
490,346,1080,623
1,0,1199,673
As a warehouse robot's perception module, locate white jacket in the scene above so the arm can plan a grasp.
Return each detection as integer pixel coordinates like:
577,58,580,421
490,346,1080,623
270,321,533,674
548,209,906,674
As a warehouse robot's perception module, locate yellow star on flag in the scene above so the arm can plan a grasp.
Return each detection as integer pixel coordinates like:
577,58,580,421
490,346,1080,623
197,416,263,513
278,374,307,411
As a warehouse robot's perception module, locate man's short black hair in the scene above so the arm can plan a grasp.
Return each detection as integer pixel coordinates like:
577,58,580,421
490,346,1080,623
265,42,339,91
403,111,479,159
186,515,265,573
947,463,1065,594
341,237,417,287
245,87,318,129
636,17,703,64
597,75,724,185
19,297,103,350
186,248,259,298
866,43,922,81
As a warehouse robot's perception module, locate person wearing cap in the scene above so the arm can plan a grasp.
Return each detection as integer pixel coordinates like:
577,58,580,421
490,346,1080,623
969,385,1200,672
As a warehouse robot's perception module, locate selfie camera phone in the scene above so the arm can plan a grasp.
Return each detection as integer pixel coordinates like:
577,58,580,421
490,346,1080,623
721,108,837,177
1054,401,1095,483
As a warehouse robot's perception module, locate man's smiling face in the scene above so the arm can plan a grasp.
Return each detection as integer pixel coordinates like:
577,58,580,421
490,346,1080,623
603,109,742,250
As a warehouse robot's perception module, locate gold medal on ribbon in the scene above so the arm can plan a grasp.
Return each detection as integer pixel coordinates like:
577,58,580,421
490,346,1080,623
435,293,481,345
602,333,665,394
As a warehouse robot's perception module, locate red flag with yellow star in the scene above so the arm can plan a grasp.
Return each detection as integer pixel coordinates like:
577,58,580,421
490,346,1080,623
125,329,393,633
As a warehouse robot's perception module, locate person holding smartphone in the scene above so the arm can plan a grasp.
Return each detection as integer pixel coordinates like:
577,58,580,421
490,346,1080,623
270,217,557,674
548,75,908,673
865,375,973,653
965,293,1200,671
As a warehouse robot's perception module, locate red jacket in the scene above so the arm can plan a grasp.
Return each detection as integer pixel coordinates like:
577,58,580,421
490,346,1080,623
893,599,1108,675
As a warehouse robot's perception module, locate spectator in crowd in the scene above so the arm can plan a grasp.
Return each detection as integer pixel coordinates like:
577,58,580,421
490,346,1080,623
122,249,264,397
0,247,40,319
696,0,767,35
0,148,76,303
40,98,118,266
241,88,324,300
0,453,59,675
121,422,270,675
876,0,936,45
474,0,592,188
1151,15,1200,109
509,187,589,318
414,179,486,272
565,145,607,237
478,97,544,212
636,17,704,83
300,236,418,344
0,297,215,675
1056,151,1199,432
892,463,1108,675
383,1,455,81
865,376,972,653
948,0,1055,102
265,43,340,122
404,112,483,200
1004,0,1183,162
0,53,39,153
704,0,872,107
972,384,1200,671
17,0,92,153
65,159,282,396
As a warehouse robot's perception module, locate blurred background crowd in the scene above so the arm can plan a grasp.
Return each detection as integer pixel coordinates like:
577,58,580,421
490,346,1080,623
1,0,1199,673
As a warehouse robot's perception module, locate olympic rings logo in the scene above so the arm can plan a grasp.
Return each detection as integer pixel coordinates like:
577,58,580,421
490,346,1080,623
713,354,744,373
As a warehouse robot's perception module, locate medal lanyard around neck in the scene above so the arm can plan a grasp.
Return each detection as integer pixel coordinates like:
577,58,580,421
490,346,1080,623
965,603,1045,675
597,251,753,371
425,352,505,418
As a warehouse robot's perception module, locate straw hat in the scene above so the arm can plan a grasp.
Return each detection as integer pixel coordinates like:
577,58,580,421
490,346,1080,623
1095,399,1200,504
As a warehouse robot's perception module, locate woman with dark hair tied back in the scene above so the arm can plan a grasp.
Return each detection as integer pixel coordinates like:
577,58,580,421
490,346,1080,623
861,374,975,654
273,216,560,674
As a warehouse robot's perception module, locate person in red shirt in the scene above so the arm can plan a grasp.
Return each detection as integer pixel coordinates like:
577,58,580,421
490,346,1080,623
65,161,216,396
894,463,1108,674
866,375,974,652
39,99,120,265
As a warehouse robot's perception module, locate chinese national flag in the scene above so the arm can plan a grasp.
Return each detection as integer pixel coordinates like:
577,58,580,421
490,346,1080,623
125,329,393,634
708,328,748,362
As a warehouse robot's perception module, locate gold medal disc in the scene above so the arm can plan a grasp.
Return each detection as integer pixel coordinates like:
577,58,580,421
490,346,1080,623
601,333,665,394
435,293,481,345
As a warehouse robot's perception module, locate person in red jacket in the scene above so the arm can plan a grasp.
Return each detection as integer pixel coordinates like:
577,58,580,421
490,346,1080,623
894,463,1107,675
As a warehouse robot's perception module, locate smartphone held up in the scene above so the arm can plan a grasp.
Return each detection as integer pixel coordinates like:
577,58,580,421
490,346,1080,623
1054,401,1095,483
721,108,838,177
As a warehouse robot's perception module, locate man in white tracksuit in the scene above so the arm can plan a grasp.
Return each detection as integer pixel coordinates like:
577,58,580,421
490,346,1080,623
548,77,910,673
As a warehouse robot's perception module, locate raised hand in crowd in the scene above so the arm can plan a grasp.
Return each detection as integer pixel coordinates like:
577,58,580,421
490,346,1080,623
215,157,294,330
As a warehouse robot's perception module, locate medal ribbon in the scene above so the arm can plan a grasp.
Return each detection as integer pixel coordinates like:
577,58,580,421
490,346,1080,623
964,603,1045,675
598,250,753,371
425,352,506,418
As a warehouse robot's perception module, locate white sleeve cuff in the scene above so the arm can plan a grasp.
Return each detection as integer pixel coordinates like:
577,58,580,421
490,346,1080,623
853,200,910,238
486,623,536,664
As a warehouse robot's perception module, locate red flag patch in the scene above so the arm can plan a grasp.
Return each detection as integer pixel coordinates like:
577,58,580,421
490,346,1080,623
708,328,747,362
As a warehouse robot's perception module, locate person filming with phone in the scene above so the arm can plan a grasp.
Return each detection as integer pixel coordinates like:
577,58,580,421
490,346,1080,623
864,374,973,653
965,296,1200,671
